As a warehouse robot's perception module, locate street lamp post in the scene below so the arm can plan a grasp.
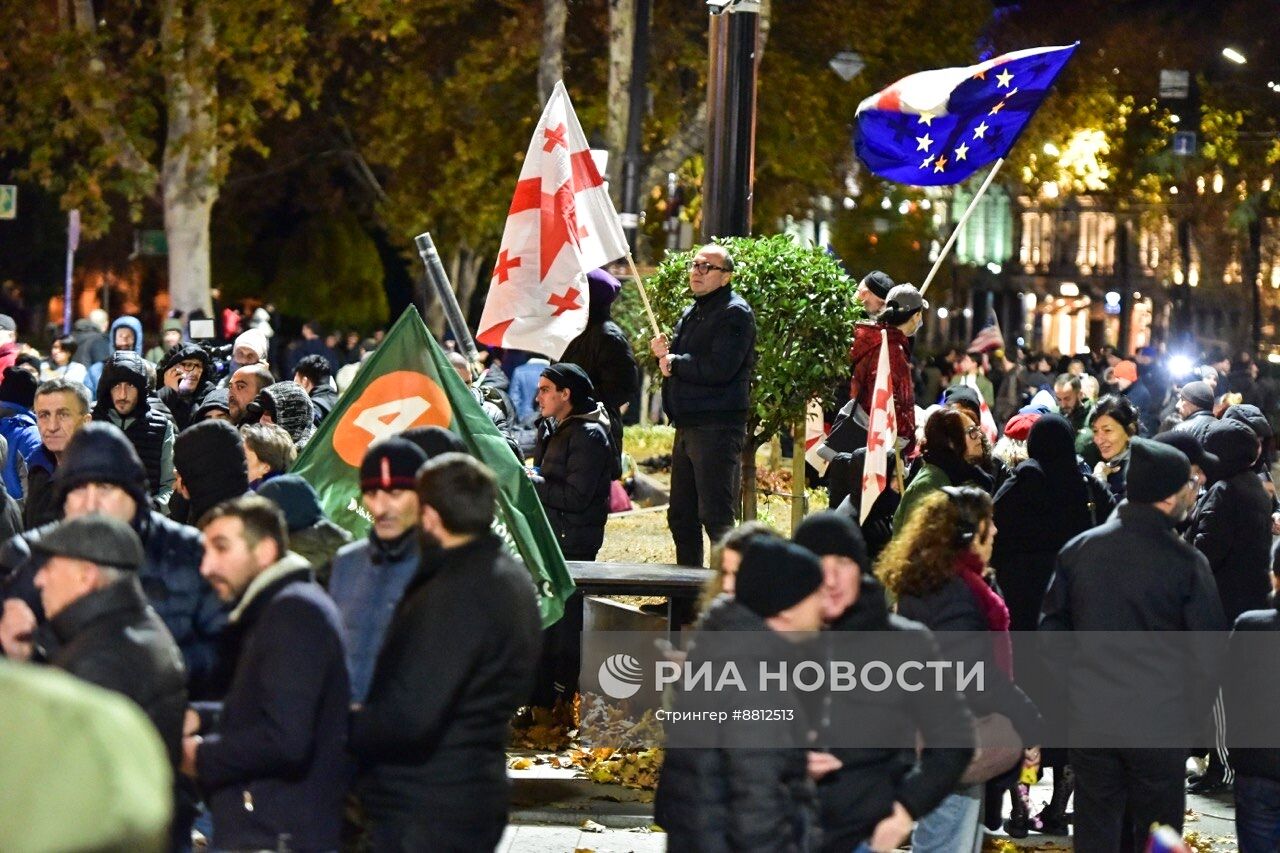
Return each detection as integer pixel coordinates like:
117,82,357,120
702,0,760,240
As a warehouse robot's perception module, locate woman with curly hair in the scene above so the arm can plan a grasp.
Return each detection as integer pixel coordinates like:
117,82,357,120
892,408,993,532
878,486,1042,853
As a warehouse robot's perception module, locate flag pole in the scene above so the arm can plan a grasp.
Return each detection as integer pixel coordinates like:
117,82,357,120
919,157,1005,298
623,252,663,338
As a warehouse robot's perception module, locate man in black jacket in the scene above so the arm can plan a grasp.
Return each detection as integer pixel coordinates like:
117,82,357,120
650,244,756,567
92,350,176,513
0,513,189,848
1041,437,1228,851
351,454,541,852
561,268,639,460
1224,547,1280,850
293,353,340,425
185,495,350,852
1171,380,1217,442
792,512,974,853
157,343,217,432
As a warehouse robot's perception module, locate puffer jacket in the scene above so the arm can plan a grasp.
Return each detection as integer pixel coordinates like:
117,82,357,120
33,575,187,764
661,286,756,428
1189,419,1273,622
814,577,974,852
92,351,176,506
655,597,821,853
532,402,618,559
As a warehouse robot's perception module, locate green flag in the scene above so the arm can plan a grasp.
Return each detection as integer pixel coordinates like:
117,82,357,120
291,306,574,626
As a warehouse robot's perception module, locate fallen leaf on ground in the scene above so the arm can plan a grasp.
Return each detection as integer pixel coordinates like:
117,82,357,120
580,819,606,833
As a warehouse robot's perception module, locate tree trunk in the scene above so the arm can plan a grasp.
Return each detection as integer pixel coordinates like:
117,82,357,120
605,0,634,201
538,0,567,106
161,0,219,317
741,433,760,520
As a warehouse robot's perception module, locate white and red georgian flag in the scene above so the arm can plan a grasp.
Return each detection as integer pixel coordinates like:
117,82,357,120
861,331,897,523
476,81,629,359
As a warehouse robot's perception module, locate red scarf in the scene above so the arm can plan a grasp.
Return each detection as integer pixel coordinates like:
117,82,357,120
954,550,1014,677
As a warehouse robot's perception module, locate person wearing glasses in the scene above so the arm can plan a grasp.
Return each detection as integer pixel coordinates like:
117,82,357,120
649,245,757,569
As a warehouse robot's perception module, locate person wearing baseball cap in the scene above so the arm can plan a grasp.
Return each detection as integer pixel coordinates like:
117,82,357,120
1041,436,1227,850
327,436,429,703
0,513,188,845
656,537,825,851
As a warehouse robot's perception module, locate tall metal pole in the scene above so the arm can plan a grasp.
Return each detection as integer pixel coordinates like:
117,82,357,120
414,232,480,364
64,210,79,334
1117,218,1131,352
620,0,652,249
702,0,760,241
1249,215,1262,352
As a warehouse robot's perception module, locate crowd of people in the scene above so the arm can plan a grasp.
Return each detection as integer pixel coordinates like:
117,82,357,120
2,247,1280,852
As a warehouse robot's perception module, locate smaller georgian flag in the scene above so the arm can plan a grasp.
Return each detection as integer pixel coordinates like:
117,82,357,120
861,332,897,524
855,44,1078,186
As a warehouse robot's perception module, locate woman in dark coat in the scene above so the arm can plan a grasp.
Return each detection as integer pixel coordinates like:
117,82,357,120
878,486,1042,852
990,414,1111,833
1088,394,1140,502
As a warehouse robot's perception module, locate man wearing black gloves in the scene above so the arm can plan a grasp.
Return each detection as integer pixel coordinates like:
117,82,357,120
650,244,757,567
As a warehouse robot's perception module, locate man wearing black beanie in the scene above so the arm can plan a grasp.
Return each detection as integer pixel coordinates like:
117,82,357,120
172,420,251,526
794,510,869,623
656,537,824,851
1041,436,1228,851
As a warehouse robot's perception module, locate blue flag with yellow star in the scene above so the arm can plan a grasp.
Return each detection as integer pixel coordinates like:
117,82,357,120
855,43,1078,186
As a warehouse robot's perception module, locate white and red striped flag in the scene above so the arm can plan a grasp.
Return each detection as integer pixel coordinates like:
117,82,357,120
477,81,629,359
861,332,898,523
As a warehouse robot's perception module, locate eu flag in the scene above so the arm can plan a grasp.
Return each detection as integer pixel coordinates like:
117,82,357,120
855,44,1078,186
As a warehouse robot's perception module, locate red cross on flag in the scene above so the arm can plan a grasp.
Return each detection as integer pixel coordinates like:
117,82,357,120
477,81,629,359
861,331,898,523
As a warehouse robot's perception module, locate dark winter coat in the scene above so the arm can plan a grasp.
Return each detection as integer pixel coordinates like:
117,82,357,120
196,554,350,853
814,577,974,851
896,570,1043,747
350,533,541,832
92,351,175,502
1225,596,1280,781
1,509,226,699
1189,420,1273,622
308,384,339,425
992,415,1113,631
1173,408,1216,444
662,286,756,428
655,597,821,853
22,444,59,530
1040,502,1228,740
561,317,640,424
34,576,187,765
70,318,110,368
532,402,618,559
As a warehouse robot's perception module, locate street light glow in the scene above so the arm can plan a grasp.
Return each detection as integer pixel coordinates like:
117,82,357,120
1222,47,1247,65
1043,142,1060,157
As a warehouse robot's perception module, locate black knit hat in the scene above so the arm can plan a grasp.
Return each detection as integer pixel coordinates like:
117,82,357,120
793,510,869,571
1125,437,1191,503
254,381,314,446
360,437,428,492
0,366,37,410
54,422,149,510
735,538,824,619
1179,380,1214,410
942,384,982,421
257,474,324,531
860,270,895,300
1153,430,1219,472
174,420,249,501
400,426,467,460
542,362,595,406
32,514,145,572
195,387,230,422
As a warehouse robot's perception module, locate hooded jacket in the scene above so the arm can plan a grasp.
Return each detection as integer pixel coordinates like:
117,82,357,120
655,596,821,853
70,317,110,368
1189,419,1273,622
92,351,175,508
85,315,144,396
173,420,251,526
532,401,618,559
157,343,217,432
814,577,974,852
252,381,315,449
